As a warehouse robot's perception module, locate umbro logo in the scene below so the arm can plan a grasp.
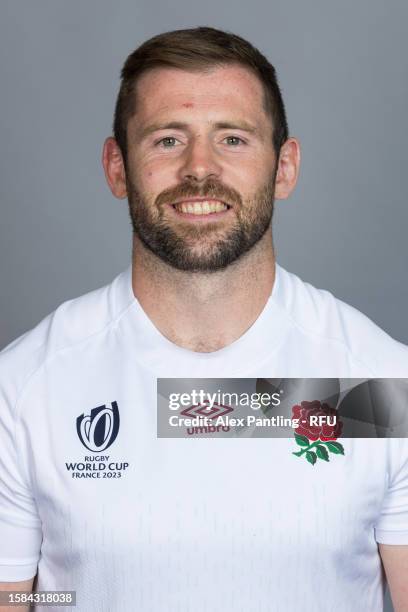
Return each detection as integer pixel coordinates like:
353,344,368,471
76,401,120,452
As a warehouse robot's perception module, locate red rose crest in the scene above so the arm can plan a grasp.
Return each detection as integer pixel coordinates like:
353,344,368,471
292,400,345,465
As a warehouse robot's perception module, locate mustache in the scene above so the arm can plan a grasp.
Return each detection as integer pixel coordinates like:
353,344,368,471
154,178,243,209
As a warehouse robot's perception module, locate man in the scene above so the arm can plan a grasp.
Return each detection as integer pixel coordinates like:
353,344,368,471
1,26,407,612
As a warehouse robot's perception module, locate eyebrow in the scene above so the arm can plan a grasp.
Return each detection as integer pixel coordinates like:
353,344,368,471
138,120,260,139
214,121,259,134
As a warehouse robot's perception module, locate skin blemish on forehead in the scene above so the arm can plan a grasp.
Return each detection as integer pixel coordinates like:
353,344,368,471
182,102,194,108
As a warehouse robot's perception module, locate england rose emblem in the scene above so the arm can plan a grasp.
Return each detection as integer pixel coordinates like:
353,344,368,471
291,400,344,465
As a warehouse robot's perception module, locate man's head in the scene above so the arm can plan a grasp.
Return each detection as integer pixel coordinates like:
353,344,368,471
103,27,300,272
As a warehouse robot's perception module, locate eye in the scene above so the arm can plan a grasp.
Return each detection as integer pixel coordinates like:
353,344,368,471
223,136,246,146
156,136,180,148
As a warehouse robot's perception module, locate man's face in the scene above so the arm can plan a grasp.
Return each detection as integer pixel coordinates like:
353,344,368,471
124,64,277,272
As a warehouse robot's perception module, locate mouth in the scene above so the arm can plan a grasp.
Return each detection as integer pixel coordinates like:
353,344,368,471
169,198,232,219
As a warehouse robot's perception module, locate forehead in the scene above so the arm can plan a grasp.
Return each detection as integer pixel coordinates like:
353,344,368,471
132,64,269,126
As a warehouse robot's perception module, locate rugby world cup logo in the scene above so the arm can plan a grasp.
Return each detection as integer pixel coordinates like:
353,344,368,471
76,401,120,452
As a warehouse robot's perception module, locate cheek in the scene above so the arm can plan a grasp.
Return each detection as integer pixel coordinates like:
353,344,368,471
135,157,176,192
128,163,173,207
227,160,273,196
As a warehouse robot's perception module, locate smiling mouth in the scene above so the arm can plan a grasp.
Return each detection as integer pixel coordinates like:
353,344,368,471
171,199,231,215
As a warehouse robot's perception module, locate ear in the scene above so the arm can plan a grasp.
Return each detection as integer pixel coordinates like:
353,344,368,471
274,137,301,200
102,137,128,199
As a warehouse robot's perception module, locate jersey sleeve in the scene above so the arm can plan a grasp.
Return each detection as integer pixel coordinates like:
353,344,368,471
374,438,408,544
0,376,42,581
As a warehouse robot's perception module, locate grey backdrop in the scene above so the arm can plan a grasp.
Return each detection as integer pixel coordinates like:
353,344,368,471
1,1,406,609
1,0,408,353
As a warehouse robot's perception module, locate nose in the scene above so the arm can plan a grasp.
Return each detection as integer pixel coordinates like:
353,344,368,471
177,138,222,183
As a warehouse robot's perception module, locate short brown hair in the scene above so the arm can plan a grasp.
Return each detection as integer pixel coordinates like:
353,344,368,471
113,26,289,161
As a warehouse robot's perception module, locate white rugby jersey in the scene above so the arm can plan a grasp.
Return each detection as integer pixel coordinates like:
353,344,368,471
1,262,408,611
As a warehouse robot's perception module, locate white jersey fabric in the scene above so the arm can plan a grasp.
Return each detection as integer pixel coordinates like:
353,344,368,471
1,262,408,612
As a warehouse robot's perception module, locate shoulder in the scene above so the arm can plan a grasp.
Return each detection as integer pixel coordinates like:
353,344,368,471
275,264,408,376
0,266,133,404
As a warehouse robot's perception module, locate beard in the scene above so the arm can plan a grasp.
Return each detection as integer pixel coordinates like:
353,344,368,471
126,172,276,273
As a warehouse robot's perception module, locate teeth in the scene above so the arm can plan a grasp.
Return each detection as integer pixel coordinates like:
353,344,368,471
174,200,228,214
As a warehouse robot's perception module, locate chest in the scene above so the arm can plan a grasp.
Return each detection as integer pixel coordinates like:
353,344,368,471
20,367,387,574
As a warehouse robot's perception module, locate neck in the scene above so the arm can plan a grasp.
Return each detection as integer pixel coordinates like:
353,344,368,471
131,232,276,353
